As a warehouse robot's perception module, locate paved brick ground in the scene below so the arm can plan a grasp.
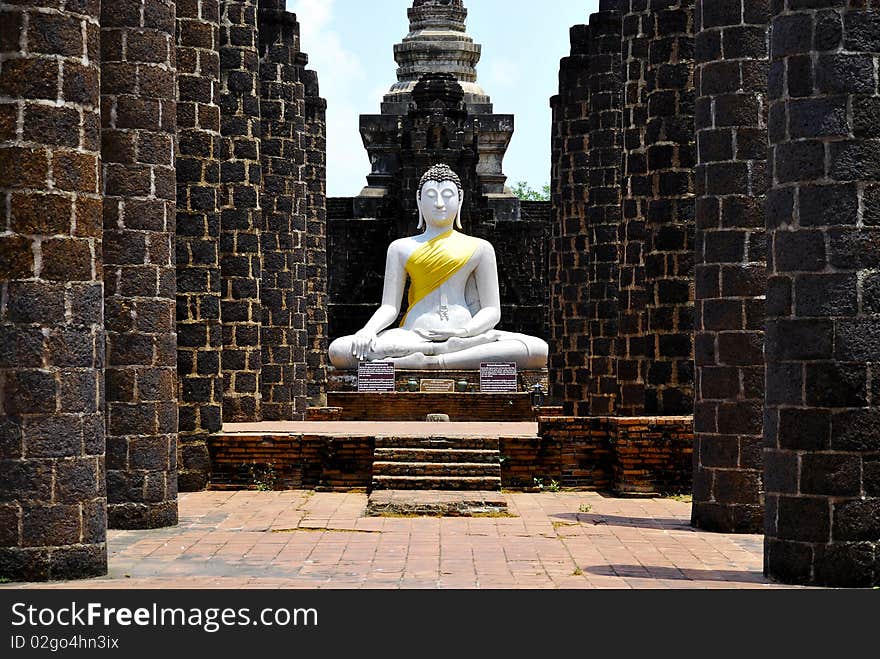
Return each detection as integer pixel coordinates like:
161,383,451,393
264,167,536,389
1,491,799,589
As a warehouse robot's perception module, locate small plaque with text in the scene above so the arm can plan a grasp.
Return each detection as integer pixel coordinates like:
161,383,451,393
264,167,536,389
420,379,456,393
480,362,518,393
358,362,396,392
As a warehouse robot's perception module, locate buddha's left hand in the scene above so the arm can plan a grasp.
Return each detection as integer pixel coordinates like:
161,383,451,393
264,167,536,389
415,328,468,342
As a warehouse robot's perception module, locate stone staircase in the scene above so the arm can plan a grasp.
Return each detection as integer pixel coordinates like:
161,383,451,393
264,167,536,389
371,436,502,491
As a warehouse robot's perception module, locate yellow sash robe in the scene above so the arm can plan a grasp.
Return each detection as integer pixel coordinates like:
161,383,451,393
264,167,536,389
401,230,480,327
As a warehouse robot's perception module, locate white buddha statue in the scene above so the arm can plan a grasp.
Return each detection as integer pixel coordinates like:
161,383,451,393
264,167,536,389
329,164,548,370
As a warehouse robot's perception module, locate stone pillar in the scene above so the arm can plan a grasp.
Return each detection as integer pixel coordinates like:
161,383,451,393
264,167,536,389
585,3,623,416
618,0,651,416
692,0,769,533
101,0,179,529
765,4,880,587
258,1,308,421
176,0,223,491
0,0,107,579
549,24,591,415
219,0,262,422
643,0,696,415
303,69,328,408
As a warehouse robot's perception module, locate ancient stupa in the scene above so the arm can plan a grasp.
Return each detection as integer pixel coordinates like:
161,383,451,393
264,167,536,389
382,0,491,114
358,0,518,221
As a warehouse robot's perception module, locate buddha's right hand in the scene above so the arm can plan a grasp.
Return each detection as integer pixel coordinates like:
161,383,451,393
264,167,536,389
352,330,377,362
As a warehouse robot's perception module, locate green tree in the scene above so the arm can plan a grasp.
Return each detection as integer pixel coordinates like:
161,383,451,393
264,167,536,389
511,181,551,201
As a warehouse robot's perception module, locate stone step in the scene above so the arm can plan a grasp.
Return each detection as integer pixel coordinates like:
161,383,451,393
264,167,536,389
372,461,501,478
373,448,500,464
374,436,500,451
366,490,509,517
372,476,502,491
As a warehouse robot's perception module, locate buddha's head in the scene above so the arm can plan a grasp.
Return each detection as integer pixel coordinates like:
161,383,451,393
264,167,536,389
417,164,464,231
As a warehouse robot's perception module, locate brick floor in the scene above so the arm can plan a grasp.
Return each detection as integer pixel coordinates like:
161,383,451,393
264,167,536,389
1,491,799,589
221,421,539,437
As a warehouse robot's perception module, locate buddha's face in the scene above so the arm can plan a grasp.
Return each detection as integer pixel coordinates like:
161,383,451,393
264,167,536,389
418,180,461,229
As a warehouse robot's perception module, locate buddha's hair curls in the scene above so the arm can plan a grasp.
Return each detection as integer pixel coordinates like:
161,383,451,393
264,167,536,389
418,164,463,199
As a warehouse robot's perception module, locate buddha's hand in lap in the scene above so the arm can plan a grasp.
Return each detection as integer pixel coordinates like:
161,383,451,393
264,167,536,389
352,330,377,361
414,328,469,342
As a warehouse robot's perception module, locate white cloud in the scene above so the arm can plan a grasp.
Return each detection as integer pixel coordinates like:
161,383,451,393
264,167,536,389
288,0,372,196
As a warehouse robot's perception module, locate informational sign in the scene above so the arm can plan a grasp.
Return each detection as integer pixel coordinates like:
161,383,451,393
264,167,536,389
420,379,456,393
357,362,395,393
480,362,518,393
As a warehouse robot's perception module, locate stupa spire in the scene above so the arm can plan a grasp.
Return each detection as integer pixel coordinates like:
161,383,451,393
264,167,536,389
383,0,490,113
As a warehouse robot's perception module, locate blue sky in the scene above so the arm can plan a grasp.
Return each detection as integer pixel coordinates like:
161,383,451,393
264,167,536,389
288,0,600,197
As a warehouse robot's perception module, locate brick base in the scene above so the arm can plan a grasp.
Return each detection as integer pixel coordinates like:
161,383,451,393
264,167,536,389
501,416,694,495
208,434,374,491
209,416,693,496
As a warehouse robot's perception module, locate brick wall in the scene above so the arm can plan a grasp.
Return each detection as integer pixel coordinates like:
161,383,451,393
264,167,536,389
692,0,768,534
764,4,880,588
208,433,373,491
175,0,224,492
507,417,692,494
101,0,179,530
613,417,693,495
0,0,107,580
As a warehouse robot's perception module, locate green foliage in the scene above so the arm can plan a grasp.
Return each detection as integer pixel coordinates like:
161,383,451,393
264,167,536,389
248,463,279,492
532,477,561,492
511,181,551,201
578,504,593,514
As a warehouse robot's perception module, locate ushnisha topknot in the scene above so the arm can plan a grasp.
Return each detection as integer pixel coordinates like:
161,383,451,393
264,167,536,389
418,163,463,199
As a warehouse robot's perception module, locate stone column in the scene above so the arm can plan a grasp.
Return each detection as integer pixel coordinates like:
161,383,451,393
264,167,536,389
643,0,696,416
176,0,223,491
691,0,769,533
585,3,623,416
765,4,880,587
101,0,179,529
258,1,308,421
219,0,263,422
617,0,651,416
303,68,328,408
0,0,107,579
549,23,591,415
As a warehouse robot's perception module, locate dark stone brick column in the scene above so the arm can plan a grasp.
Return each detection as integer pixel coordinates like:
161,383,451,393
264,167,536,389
303,69,328,408
0,0,107,580
765,3,880,587
692,0,769,533
258,2,307,420
643,0,696,415
585,4,623,416
101,0,179,529
618,0,651,416
175,0,223,491
219,0,263,422
549,24,591,415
